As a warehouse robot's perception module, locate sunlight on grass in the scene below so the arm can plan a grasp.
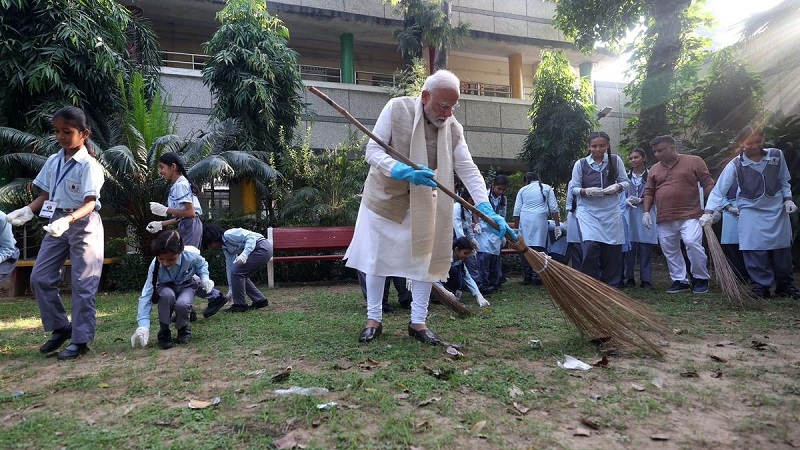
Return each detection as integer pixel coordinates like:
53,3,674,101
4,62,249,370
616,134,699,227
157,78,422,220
0,315,41,331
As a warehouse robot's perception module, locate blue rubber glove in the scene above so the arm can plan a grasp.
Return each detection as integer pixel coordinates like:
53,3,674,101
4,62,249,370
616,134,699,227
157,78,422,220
475,202,517,240
390,162,437,188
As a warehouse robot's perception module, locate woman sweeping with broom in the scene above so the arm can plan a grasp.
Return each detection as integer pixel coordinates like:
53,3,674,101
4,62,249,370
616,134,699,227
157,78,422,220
702,125,799,299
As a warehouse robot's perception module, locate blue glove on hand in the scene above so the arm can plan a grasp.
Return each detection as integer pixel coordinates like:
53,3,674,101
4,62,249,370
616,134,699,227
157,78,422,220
476,202,517,240
390,162,437,188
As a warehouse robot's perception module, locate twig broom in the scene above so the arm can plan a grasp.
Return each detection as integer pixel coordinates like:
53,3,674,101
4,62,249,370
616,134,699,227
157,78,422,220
702,223,754,308
308,86,668,356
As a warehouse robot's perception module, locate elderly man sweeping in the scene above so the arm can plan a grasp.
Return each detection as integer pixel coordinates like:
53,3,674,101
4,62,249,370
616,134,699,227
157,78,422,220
345,69,514,345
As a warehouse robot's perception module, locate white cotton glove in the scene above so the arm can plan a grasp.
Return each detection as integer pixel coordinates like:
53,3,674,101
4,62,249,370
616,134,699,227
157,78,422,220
699,213,715,227
584,187,604,197
602,184,621,195
725,206,739,216
149,202,169,217
785,200,798,214
7,206,34,226
200,278,214,293
43,217,70,237
553,226,562,240
146,221,163,233
642,211,652,229
626,196,642,207
130,326,149,348
472,223,482,235
234,253,248,265
476,294,490,307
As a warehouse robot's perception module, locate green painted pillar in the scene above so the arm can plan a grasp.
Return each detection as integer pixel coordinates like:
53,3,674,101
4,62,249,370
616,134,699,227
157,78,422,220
579,62,593,79
340,33,355,84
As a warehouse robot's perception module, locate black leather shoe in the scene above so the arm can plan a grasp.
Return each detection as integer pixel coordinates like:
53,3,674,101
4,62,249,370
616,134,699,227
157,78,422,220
203,293,228,318
358,323,382,342
225,304,249,313
56,343,89,360
177,326,191,344
408,325,441,345
157,325,174,350
250,299,269,309
40,324,72,353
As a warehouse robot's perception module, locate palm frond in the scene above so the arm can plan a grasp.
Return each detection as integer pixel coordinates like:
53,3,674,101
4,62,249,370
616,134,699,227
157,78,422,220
0,153,50,172
0,127,47,153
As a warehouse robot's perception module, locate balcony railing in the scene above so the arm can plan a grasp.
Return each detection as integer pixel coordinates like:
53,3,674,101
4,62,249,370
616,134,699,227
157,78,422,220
162,56,514,98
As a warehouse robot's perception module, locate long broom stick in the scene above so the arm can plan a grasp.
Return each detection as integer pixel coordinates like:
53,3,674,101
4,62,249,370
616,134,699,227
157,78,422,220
308,86,668,356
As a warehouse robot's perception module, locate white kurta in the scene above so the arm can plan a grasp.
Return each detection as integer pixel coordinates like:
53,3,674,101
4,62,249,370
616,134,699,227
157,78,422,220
514,181,557,248
344,100,489,282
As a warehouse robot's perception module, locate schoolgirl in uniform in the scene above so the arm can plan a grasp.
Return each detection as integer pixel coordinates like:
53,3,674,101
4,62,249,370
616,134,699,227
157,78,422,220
130,231,221,349
565,181,583,269
513,172,561,285
568,131,630,288
622,148,658,288
201,224,272,315
438,237,489,307
475,175,509,294
6,106,105,360
0,211,19,281
718,180,749,283
147,152,203,248
453,190,481,290
703,125,799,299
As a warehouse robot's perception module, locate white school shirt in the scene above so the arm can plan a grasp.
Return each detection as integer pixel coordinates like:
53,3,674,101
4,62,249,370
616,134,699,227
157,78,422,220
33,146,104,210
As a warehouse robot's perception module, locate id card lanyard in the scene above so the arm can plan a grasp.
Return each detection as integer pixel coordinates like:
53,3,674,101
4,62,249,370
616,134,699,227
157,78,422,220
40,157,76,218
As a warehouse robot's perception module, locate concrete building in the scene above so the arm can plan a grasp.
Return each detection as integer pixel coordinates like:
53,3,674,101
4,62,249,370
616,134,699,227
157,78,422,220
123,0,631,180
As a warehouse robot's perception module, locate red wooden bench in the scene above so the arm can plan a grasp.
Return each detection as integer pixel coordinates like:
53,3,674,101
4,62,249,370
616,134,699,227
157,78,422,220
265,226,355,287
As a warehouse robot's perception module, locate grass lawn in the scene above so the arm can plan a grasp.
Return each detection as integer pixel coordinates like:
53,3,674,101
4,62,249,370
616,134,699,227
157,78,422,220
1,271,799,449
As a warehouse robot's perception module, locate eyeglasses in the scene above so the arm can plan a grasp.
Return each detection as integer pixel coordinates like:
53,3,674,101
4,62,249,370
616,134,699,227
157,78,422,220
438,102,460,111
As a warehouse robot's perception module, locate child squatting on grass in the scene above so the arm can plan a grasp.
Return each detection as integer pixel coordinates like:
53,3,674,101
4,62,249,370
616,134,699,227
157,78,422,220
131,231,224,350
437,237,489,307
201,224,272,314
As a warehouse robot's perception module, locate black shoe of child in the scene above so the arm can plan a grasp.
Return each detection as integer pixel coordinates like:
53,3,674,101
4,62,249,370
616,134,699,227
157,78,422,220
625,279,636,288
57,343,89,360
775,285,800,300
225,304,249,313
189,307,197,322
251,299,269,309
204,293,228,318
177,326,192,344
158,324,174,350
40,323,72,353
382,304,395,313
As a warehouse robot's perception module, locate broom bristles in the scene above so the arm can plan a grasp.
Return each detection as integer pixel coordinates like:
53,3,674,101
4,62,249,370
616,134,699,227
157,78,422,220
511,238,667,356
702,224,753,308
430,283,473,316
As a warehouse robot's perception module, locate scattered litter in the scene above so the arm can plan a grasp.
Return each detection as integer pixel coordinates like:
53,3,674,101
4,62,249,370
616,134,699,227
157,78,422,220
188,397,221,409
529,339,542,349
273,432,298,450
247,369,267,376
715,341,734,347
558,355,592,371
580,418,600,430
709,355,727,363
751,340,769,351
417,397,440,407
679,371,699,378
672,328,685,335
470,420,487,434
710,371,723,379
271,366,292,382
573,426,592,436
445,346,464,359
650,434,670,441
593,356,610,367
650,377,664,389
423,365,454,380
589,394,602,401
512,402,530,415
508,385,524,399
395,392,411,400
274,386,329,396
316,402,338,410
631,383,646,392
11,390,24,398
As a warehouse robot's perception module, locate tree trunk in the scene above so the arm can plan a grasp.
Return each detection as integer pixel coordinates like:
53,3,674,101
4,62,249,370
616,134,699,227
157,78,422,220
636,0,692,160
433,1,451,71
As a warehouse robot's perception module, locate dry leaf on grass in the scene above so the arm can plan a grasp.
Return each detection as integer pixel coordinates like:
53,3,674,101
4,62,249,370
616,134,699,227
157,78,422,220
751,340,769,351
251,350,261,355
673,328,685,335
593,356,610,367
274,432,298,450
446,346,464,359
631,383,646,392
188,397,221,409
423,366,454,380
247,369,266,376
650,377,664,389
580,418,600,430
417,397,440,407
396,392,411,400
414,420,431,431
679,371,699,378
508,385,524,398
470,420,487,434
710,371,723,378
573,426,592,436
709,354,727,363
650,434,670,441
271,366,292,382
512,402,530,415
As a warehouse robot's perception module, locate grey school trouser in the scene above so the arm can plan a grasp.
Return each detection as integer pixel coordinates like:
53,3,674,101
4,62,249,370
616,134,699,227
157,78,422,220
178,216,203,248
157,280,195,330
230,239,272,306
31,210,104,344
743,247,794,289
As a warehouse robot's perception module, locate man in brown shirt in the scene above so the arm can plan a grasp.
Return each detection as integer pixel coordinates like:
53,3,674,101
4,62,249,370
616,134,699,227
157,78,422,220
643,135,715,294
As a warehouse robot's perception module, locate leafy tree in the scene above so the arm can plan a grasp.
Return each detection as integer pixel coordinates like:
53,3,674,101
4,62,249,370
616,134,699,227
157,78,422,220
520,51,596,192
275,129,368,227
385,58,428,98
0,0,161,134
552,0,710,153
386,0,469,72
202,0,304,160
695,49,763,134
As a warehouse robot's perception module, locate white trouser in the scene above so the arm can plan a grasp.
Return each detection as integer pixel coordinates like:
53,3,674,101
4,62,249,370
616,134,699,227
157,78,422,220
366,275,432,325
656,219,709,282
